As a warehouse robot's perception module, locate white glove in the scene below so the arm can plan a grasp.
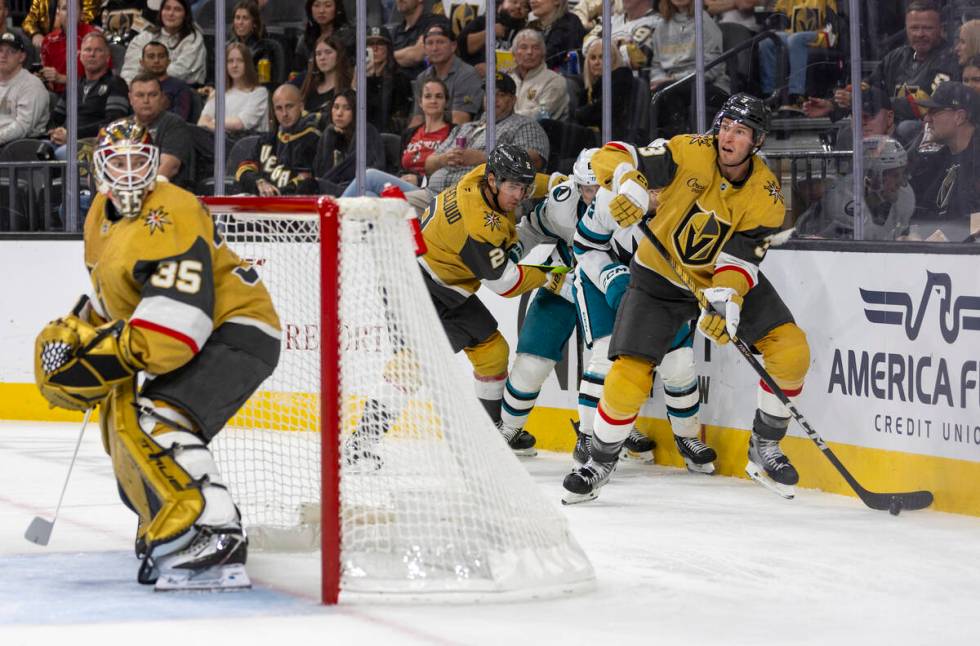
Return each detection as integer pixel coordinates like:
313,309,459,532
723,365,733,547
697,287,743,345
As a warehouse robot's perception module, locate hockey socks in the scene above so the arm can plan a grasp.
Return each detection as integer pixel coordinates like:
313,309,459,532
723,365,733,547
500,354,554,452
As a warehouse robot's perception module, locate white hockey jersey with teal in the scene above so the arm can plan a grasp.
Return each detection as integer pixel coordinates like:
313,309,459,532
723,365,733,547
572,187,645,297
517,178,587,266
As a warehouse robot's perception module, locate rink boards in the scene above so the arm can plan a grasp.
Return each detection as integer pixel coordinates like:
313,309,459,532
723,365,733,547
1,240,978,515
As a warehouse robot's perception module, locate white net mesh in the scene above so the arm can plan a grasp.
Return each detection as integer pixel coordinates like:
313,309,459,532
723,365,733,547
210,197,594,600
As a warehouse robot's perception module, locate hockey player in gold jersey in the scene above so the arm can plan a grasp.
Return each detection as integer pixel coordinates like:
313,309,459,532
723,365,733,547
562,94,810,503
34,120,281,589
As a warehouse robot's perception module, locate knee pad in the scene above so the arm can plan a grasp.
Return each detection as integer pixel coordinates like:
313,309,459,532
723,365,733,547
754,323,810,391
602,354,655,419
658,346,696,390
508,353,556,393
464,330,510,379
659,346,700,438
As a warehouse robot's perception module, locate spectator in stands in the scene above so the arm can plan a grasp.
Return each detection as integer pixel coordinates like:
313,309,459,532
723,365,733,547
571,0,615,32
527,0,586,70
511,28,568,120
837,2,959,141
100,1,156,46
292,0,353,73
648,0,729,139
0,32,50,146
139,40,194,120
708,0,764,92
910,81,980,232
121,0,206,86
399,77,452,186
833,85,918,151
956,19,980,69
315,89,385,195
228,0,277,84
757,0,839,112
22,0,97,50
574,35,632,139
127,71,194,187
298,33,352,115
39,0,103,94
424,71,548,193
236,83,320,196
390,0,438,79
583,0,661,71
0,1,36,65
963,55,980,93
198,42,269,133
408,20,483,128
457,0,530,72
364,25,412,134
48,31,129,154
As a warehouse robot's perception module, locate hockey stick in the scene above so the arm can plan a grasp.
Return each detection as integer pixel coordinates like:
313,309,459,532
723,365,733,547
637,222,934,512
24,408,93,545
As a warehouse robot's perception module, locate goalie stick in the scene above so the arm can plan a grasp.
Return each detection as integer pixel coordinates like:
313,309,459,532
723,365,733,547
638,221,934,512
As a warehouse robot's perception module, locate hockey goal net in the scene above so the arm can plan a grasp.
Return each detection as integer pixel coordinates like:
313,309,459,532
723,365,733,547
203,196,594,603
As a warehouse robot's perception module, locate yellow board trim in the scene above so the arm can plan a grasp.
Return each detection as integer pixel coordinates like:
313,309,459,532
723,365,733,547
3,383,976,517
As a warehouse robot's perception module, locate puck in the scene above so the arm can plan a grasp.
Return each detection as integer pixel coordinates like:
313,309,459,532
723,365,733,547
889,498,903,516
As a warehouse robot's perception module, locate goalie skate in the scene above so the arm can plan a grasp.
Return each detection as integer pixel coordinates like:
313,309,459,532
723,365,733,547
561,458,616,505
745,435,798,500
674,435,716,475
619,429,655,463
150,525,251,591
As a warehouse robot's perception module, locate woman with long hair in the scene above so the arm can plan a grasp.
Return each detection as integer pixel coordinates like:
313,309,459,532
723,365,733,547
314,89,384,195
298,33,352,114
121,0,206,85
228,0,276,84
198,42,269,133
399,78,452,185
573,36,634,140
291,0,353,73
955,19,980,68
527,0,585,70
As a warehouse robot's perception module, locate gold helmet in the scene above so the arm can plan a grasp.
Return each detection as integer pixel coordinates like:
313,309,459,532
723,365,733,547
93,119,160,218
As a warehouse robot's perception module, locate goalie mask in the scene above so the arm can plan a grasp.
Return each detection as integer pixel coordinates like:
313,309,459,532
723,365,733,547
93,119,160,219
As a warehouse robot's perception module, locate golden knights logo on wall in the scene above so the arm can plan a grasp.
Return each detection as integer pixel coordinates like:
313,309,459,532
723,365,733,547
671,202,732,266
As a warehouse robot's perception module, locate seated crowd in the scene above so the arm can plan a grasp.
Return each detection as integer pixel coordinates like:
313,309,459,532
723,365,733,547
0,0,977,242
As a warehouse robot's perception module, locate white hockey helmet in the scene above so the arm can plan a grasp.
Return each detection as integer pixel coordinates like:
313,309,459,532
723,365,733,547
93,119,160,218
862,135,907,199
572,148,599,186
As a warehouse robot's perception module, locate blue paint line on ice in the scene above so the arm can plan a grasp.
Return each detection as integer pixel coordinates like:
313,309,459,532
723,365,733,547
0,551,323,625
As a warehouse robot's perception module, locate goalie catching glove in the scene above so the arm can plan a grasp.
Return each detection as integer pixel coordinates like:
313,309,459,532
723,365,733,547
35,309,142,411
697,287,742,345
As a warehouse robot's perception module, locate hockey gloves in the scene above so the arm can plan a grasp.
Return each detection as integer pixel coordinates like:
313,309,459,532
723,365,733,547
609,162,650,228
35,314,141,411
544,269,574,303
599,264,630,312
697,287,743,345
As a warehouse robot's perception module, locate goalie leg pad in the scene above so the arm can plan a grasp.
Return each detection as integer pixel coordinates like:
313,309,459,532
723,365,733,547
105,386,208,561
501,353,556,430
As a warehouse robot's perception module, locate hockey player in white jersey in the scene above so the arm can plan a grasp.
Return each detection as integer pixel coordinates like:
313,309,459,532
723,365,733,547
564,144,716,505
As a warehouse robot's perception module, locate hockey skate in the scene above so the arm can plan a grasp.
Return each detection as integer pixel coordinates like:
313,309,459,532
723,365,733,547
619,428,655,463
145,524,251,591
343,430,385,471
572,430,591,466
745,435,799,499
562,457,617,505
674,435,717,475
497,422,537,457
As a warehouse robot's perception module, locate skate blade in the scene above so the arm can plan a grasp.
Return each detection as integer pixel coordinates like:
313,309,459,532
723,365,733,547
561,489,599,505
683,458,715,475
745,462,795,499
620,448,654,463
512,447,538,457
154,564,251,591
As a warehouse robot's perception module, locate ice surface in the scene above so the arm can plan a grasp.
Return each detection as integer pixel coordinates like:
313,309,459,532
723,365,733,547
2,421,979,645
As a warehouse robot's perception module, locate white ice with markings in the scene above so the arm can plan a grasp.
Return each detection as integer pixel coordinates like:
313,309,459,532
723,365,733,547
2,421,979,645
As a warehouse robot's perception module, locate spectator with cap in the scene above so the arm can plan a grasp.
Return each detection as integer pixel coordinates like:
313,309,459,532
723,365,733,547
457,0,530,72
389,0,438,79
527,0,586,70
909,81,980,232
365,25,412,134
833,85,917,151
139,40,194,121
423,71,549,193
48,30,129,154
0,1,36,66
0,31,50,147
511,28,568,121
408,20,483,129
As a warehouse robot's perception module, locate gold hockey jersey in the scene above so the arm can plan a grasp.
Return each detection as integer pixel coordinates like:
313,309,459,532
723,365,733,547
83,181,281,376
592,137,786,295
418,163,551,305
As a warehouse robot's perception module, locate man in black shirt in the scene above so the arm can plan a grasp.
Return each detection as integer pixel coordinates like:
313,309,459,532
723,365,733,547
128,71,194,189
456,0,529,71
390,0,438,79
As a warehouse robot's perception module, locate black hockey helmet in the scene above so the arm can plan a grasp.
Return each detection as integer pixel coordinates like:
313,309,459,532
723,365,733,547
486,143,536,186
711,93,771,147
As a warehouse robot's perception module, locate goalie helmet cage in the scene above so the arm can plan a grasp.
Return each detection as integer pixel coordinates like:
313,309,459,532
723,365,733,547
202,195,595,605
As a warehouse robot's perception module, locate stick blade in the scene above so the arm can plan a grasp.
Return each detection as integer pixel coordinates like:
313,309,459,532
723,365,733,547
24,517,53,546
861,490,934,512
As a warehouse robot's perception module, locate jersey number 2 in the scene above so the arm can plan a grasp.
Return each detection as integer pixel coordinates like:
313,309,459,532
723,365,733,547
151,260,203,294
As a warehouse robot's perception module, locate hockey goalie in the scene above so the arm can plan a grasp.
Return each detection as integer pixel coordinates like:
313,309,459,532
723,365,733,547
33,120,281,590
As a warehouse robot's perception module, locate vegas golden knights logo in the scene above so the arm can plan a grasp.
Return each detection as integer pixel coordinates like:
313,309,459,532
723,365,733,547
671,203,733,266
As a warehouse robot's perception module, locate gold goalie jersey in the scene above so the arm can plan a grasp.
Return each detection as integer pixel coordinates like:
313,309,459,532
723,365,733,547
418,163,551,305
83,181,281,376
592,137,786,296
